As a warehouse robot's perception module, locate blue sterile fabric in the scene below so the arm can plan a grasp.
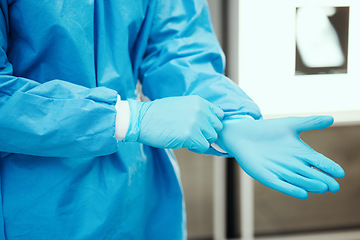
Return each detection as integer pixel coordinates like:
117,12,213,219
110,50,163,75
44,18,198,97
0,0,260,239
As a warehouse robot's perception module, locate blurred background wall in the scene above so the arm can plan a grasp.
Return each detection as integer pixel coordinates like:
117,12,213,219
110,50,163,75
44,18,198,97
176,1,360,240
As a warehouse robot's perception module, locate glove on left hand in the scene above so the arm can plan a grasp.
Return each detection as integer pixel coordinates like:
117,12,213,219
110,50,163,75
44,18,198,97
216,116,345,199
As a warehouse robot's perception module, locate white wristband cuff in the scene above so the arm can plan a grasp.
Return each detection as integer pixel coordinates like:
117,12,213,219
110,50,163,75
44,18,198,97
211,143,227,154
227,114,254,120
114,95,130,141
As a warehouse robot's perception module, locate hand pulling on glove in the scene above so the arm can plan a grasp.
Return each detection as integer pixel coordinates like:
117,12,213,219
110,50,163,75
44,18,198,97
125,95,224,154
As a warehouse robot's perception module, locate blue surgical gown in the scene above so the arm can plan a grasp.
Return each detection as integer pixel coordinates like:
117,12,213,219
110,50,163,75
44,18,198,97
0,0,261,239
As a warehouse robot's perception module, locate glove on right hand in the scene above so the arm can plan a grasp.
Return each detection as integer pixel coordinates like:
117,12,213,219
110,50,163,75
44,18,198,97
125,95,224,154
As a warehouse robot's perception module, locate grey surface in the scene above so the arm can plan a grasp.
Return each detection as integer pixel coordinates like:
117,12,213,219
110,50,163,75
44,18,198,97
207,0,224,46
175,149,214,239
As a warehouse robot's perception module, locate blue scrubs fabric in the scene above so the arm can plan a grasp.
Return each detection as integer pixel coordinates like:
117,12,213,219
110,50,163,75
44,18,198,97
0,0,261,239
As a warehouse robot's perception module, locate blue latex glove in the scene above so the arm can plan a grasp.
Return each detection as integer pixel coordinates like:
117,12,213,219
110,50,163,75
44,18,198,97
216,116,345,199
125,95,224,154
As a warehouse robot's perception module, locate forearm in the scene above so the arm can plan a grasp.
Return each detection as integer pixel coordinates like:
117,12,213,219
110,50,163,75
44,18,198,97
0,76,119,157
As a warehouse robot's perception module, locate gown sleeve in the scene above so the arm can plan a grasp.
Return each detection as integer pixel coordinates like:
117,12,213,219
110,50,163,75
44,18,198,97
0,3,118,158
139,0,262,119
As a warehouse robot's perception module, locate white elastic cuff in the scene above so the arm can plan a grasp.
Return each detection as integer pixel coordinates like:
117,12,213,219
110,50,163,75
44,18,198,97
114,95,130,141
227,114,254,120
211,143,227,154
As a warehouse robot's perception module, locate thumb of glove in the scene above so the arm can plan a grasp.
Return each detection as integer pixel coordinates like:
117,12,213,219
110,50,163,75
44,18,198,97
289,115,334,133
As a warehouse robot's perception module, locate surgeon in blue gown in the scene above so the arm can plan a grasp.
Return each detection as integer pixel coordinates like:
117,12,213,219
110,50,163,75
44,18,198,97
0,0,345,239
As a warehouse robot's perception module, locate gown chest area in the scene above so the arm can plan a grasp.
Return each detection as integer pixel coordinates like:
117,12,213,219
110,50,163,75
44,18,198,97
7,0,150,41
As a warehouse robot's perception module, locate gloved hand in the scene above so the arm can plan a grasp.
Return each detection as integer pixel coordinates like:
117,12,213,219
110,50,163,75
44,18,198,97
125,95,224,154
216,116,345,199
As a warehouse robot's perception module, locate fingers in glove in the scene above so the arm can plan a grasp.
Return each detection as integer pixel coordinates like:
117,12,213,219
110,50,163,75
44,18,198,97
296,164,341,193
187,132,210,154
259,175,309,199
210,105,225,121
201,125,218,144
207,107,224,132
281,169,328,194
290,115,334,133
301,150,345,179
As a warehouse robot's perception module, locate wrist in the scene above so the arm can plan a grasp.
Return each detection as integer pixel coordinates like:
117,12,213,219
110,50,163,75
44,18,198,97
124,99,152,142
114,95,130,141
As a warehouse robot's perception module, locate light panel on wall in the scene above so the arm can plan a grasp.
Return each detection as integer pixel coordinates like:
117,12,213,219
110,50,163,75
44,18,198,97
238,0,360,125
